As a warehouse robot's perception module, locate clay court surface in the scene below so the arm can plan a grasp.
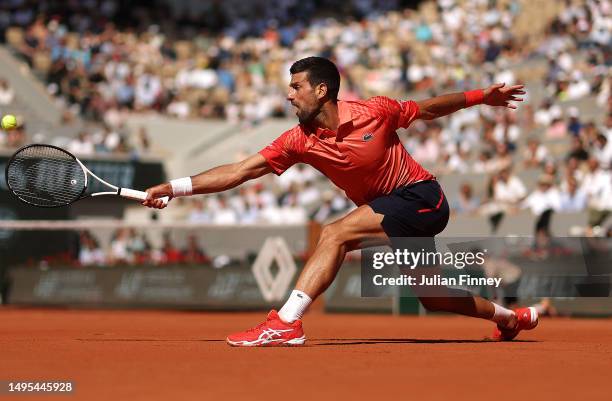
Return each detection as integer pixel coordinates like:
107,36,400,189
1,308,611,401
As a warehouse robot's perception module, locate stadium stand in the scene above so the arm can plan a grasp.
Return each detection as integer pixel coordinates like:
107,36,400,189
0,0,610,266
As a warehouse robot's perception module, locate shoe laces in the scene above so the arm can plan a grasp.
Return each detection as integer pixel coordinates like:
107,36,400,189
246,320,270,333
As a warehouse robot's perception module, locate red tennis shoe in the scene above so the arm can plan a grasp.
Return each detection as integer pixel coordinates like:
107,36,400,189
226,310,306,347
492,306,539,341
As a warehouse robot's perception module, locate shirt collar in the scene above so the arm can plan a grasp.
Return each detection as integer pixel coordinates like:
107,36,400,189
301,100,353,137
337,100,353,126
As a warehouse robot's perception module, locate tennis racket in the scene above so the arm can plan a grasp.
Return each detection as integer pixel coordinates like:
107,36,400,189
4,144,169,208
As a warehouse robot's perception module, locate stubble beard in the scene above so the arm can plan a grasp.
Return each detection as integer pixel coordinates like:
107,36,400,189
296,104,322,126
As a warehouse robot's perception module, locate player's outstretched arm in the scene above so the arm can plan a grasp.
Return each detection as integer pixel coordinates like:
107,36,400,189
416,83,525,120
142,153,273,209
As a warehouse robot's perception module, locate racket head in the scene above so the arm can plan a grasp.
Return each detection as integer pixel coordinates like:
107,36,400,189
5,144,88,208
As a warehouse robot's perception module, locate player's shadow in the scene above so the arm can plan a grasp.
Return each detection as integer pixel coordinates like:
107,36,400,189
308,338,537,346
76,338,537,345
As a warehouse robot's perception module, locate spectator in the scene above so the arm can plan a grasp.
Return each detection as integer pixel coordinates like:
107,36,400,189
581,159,612,230
134,71,162,111
445,147,470,174
182,235,209,265
452,182,480,215
240,202,262,225
166,93,191,119
566,71,591,100
67,131,95,156
522,175,562,217
212,195,238,225
127,229,152,265
0,79,15,105
276,163,320,190
311,189,351,223
481,167,527,232
78,231,106,266
297,181,321,207
592,133,612,169
492,110,520,145
3,125,26,148
562,157,586,188
582,121,600,146
261,201,284,224
411,127,441,164
279,183,300,207
542,160,559,180
559,177,587,213
567,107,583,137
161,233,183,264
280,197,307,224
109,228,132,265
132,126,151,157
523,137,549,169
565,136,590,162
534,99,562,127
546,114,568,139
187,199,212,223
493,167,527,209
472,150,497,174
489,142,513,173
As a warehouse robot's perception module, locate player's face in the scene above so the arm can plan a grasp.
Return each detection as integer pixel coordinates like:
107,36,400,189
287,72,321,124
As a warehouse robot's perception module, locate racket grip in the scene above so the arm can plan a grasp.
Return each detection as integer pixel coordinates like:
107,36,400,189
119,188,169,206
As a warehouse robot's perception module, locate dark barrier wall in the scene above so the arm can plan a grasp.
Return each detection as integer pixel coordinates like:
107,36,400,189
7,262,407,313
7,263,612,316
324,263,395,313
7,265,296,310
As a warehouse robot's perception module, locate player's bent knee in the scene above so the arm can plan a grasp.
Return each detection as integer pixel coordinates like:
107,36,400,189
319,222,348,246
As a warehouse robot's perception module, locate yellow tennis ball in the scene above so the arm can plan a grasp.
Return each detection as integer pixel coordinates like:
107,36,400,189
1,115,17,130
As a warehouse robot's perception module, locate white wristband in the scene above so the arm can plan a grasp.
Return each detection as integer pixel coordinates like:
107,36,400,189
170,177,193,197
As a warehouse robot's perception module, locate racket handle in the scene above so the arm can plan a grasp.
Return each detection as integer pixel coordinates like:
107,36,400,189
119,188,169,206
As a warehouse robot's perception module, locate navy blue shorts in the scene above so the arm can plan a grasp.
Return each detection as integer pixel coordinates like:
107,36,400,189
368,180,449,238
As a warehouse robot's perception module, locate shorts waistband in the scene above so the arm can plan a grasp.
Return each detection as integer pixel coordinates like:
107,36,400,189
401,179,438,189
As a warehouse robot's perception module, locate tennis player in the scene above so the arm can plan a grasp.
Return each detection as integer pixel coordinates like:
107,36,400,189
143,57,538,346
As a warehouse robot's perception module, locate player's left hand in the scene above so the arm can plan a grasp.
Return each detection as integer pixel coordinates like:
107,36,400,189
483,83,525,109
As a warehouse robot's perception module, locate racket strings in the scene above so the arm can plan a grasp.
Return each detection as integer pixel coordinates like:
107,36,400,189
6,145,86,207
18,161,84,198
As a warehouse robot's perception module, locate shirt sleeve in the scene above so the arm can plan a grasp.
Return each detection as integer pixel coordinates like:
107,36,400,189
396,99,420,129
367,96,420,130
258,129,301,175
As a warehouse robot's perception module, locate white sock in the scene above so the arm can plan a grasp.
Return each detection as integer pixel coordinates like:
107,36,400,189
278,290,312,323
491,302,515,327
531,302,546,315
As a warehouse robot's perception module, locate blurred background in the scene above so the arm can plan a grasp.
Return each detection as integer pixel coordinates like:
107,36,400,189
0,0,610,315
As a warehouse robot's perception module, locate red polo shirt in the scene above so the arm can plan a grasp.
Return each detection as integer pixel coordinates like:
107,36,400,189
259,96,434,206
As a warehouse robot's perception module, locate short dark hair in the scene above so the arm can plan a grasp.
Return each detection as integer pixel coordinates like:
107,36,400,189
290,57,340,101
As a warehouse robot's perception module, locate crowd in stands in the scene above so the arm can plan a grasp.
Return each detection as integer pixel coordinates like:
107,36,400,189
77,229,211,267
415,97,611,235
0,0,610,237
64,125,151,157
1,0,414,127
0,0,564,125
